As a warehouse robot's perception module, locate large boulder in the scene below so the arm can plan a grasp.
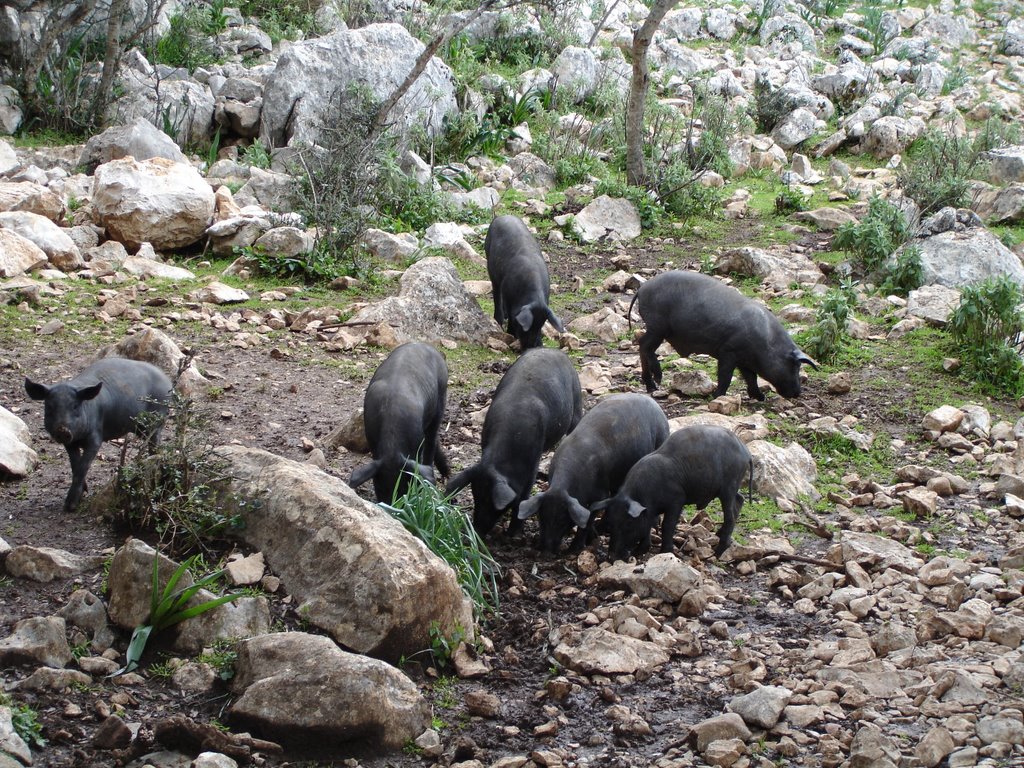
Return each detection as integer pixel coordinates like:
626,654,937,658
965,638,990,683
971,183,1024,223
78,118,188,174
0,210,82,271
571,195,641,242
92,157,216,250
110,67,214,149
747,441,819,502
714,246,824,288
0,181,64,221
0,405,37,478
911,228,1024,288
211,445,473,662
230,632,430,750
0,229,47,277
862,116,922,159
347,257,499,345
261,24,456,148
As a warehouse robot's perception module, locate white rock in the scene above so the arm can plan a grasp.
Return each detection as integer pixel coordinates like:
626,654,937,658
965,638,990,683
571,195,641,242
92,157,216,250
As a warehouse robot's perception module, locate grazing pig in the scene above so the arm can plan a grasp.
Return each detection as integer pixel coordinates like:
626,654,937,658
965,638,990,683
628,270,817,399
24,358,173,512
593,425,753,562
349,342,450,503
446,348,583,536
486,215,565,350
517,393,669,553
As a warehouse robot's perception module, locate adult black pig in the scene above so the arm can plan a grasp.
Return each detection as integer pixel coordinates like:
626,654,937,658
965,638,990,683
517,393,669,553
349,342,450,503
593,425,753,562
628,270,817,399
25,358,173,512
486,215,564,350
446,348,583,536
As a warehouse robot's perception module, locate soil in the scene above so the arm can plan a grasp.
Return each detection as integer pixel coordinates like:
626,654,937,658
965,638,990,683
0,219,1019,768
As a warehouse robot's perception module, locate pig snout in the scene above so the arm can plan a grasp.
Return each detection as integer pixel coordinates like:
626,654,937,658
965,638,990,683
51,424,75,444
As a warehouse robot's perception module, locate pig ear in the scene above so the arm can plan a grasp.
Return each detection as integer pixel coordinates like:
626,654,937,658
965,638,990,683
627,500,646,518
445,465,480,499
515,305,536,333
546,308,565,333
76,382,103,401
406,460,435,485
794,350,819,370
568,497,591,528
517,493,543,520
589,498,612,512
349,460,380,489
491,474,517,511
24,378,49,400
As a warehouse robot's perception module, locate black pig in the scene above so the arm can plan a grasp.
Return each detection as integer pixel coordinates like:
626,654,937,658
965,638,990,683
25,358,173,512
349,342,450,503
517,393,669,553
628,270,817,399
593,425,753,561
486,215,564,350
446,348,583,536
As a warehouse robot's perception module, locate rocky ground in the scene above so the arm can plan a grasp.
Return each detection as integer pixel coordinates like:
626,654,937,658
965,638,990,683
2,209,1024,768
3,0,1024,764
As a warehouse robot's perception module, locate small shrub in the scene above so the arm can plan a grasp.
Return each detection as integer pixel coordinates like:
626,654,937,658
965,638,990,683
116,555,241,675
752,73,790,134
898,128,983,214
382,473,500,616
0,693,46,748
239,141,272,169
948,276,1024,397
775,185,807,214
804,284,856,364
686,90,740,179
239,0,319,42
859,0,898,55
153,1,228,70
880,243,923,295
113,388,244,558
832,194,912,274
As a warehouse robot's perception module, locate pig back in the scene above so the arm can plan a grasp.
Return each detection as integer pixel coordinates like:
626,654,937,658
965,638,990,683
77,358,172,441
548,393,668,502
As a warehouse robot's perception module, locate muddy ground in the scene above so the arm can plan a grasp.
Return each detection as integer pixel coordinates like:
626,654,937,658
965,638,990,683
1,223,1019,768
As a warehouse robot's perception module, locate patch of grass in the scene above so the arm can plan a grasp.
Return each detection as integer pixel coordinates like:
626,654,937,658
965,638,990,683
433,675,460,709
382,473,500,616
198,641,239,681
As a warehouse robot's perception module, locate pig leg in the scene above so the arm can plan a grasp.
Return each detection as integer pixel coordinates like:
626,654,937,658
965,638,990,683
65,437,101,512
739,367,764,401
714,355,737,397
713,492,744,557
638,330,664,392
493,287,506,327
660,506,682,555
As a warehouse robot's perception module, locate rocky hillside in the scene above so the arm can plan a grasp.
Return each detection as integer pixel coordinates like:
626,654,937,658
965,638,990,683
2,0,1024,767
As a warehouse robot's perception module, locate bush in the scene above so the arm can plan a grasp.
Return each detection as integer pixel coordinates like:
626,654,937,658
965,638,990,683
752,73,791,134
879,243,923,295
898,129,981,214
686,90,739,179
113,389,243,558
948,276,1024,397
382,473,500,616
774,185,807,215
832,195,912,274
153,2,229,70
804,284,856,365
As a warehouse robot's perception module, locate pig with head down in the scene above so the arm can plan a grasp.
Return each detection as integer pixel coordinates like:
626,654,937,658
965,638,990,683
517,393,669,554
594,425,753,562
629,270,817,400
446,348,583,537
486,215,565,350
349,342,450,503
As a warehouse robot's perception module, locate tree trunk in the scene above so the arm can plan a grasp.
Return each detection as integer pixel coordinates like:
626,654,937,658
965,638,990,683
624,0,679,187
92,0,129,129
367,0,499,146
